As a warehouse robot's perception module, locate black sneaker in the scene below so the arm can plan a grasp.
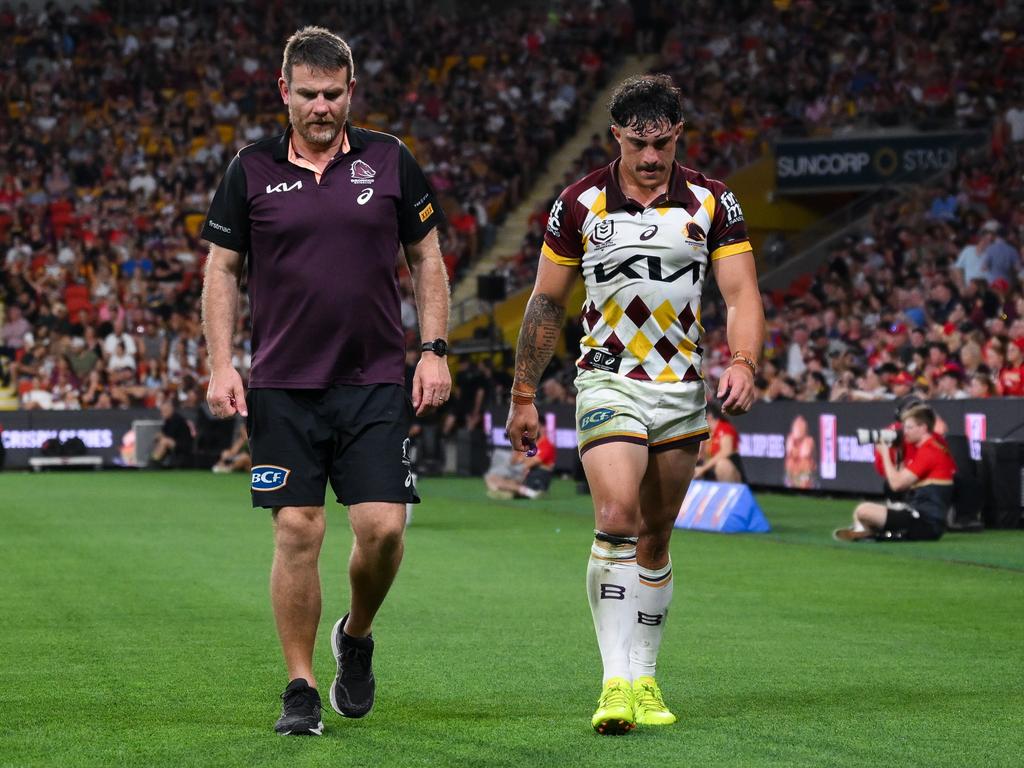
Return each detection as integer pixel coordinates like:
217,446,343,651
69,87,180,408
274,678,324,736
330,614,375,718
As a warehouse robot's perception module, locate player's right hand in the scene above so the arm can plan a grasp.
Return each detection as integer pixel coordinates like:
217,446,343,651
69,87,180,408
506,402,539,453
207,366,247,418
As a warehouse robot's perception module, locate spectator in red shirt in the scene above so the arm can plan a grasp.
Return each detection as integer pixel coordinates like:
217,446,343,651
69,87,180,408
694,403,745,483
518,426,557,499
485,425,556,499
998,339,1024,396
836,404,956,542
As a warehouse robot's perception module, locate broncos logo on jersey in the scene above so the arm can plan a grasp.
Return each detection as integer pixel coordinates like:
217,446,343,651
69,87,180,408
684,222,706,243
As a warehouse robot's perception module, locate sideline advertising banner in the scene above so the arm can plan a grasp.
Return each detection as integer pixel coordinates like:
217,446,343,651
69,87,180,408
774,131,987,193
1,409,155,469
485,398,1023,494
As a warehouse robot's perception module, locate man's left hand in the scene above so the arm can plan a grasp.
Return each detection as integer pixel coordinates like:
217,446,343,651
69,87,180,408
412,352,452,416
717,364,756,415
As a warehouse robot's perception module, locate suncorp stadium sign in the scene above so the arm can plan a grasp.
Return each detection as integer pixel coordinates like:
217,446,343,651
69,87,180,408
774,131,986,192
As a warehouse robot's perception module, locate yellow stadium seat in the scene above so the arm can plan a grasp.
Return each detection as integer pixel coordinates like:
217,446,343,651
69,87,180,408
184,213,206,238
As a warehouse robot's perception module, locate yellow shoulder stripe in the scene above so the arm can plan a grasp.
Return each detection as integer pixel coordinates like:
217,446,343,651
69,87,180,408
542,241,581,266
710,241,752,261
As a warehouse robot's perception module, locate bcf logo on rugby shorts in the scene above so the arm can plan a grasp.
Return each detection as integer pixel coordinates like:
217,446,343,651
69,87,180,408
251,465,291,491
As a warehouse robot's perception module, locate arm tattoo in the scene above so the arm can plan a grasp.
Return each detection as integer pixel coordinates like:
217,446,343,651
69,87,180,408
514,293,565,389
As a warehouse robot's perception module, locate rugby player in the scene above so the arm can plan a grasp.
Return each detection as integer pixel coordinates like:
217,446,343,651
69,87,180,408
506,75,764,734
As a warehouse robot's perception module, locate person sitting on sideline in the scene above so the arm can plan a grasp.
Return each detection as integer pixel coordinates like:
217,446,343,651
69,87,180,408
212,421,251,474
485,426,556,500
834,403,956,542
693,403,745,483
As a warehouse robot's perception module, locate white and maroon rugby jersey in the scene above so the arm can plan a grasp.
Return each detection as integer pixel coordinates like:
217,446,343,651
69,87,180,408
542,158,751,384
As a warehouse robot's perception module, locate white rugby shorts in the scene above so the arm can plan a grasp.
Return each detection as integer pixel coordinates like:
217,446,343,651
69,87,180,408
574,369,709,455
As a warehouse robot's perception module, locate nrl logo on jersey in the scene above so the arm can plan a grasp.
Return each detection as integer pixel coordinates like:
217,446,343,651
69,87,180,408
350,159,376,185
589,220,615,248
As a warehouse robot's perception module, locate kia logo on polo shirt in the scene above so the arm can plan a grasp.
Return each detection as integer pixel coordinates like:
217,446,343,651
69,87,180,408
266,180,302,194
251,465,291,491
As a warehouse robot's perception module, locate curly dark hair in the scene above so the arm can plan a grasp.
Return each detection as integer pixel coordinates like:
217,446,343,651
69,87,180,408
608,74,683,134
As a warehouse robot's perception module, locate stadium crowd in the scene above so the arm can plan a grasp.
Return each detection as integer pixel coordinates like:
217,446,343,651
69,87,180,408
0,0,1022,423
490,0,1024,409
0,0,632,411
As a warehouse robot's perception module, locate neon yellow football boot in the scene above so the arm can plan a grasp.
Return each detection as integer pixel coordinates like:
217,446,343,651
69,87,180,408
632,676,677,726
591,677,635,735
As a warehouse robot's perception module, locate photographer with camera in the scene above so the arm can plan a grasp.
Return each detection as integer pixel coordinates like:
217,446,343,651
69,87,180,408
834,403,956,542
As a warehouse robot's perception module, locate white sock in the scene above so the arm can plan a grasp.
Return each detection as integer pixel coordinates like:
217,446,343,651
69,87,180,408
852,520,866,532
629,559,673,680
587,535,638,683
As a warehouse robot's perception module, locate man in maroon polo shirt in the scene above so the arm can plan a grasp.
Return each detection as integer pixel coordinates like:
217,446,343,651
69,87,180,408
201,26,451,736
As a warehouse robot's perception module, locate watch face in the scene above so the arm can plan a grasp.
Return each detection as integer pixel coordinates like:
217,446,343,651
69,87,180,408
433,339,448,356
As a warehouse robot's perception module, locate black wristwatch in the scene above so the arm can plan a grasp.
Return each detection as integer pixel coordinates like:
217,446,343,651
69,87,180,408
421,338,448,357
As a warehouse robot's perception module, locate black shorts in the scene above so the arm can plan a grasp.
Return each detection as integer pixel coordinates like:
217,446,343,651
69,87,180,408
705,455,746,483
246,385,419,508
881,502,943,541
523,467,553,492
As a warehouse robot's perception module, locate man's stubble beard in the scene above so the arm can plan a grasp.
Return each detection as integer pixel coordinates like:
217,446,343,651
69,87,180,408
290,103,347,149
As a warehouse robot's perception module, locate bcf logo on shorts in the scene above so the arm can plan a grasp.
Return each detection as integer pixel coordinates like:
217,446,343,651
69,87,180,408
251,465,291,491
580,407,616,431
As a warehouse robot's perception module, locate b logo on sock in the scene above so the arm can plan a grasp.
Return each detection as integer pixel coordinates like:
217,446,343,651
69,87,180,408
600,584,627,600
637,611,663,625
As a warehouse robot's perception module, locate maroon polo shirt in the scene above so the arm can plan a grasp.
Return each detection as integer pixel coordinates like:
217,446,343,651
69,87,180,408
202,124,445,388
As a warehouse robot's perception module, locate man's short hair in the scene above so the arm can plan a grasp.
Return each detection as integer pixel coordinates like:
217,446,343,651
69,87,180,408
608,74,683,134
902,403,936,431
282,26,354,84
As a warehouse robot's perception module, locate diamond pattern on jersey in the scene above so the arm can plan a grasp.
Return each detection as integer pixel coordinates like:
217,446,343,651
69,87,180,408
626,330,653,364
652,300,677,333
678,304,696,334
605,331,625,356
625,296,652,327
655,337,678,362
588,294,703,384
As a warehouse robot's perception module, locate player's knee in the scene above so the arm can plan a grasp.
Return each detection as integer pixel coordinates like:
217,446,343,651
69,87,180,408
638,532,671,563
595,501,638,537
359,519,405,556
273,507,325,551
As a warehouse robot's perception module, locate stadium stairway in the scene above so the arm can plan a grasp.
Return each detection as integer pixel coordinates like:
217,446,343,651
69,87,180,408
448,54,658,344
0,383,18,410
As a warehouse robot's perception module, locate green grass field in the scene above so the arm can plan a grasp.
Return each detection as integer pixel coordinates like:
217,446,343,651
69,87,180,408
2,472,1022,768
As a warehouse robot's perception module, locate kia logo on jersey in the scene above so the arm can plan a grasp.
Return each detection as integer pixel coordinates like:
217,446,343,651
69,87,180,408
251,465,291,491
